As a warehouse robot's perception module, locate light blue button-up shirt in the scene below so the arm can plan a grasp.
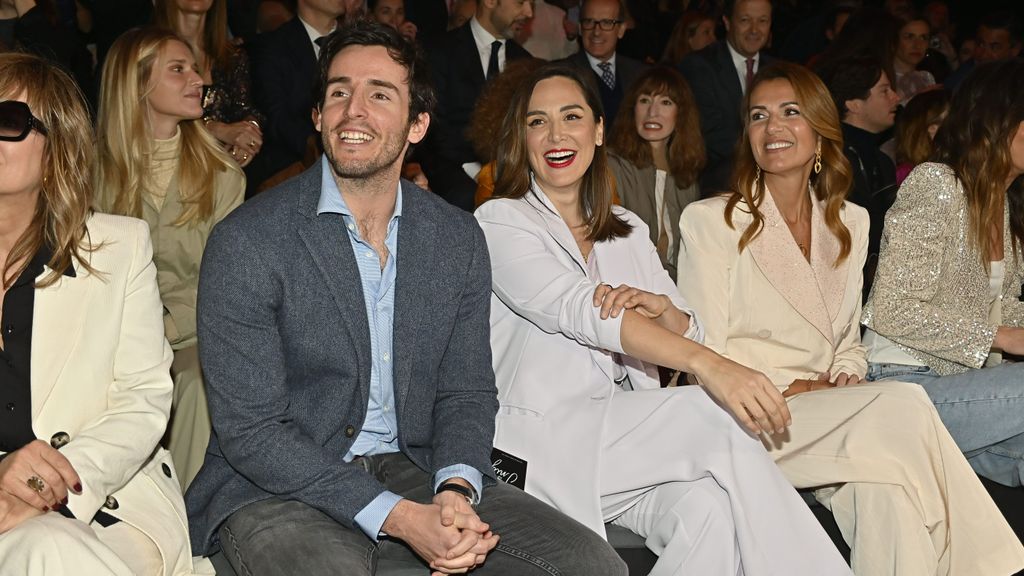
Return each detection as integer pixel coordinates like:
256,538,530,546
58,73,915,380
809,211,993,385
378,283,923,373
316,158,482,540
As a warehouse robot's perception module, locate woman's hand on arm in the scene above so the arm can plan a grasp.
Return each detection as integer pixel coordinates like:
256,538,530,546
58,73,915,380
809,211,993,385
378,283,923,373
205,119,263,166
0,440,80,512
619,311,790,436
593,283,690,335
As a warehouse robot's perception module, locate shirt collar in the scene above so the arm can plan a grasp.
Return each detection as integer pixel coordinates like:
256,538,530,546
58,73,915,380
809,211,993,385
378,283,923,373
470,16,503,53
316,156,403,221
585,51,616,74
726,41,758,70
17,244,75,288
299,15,335,57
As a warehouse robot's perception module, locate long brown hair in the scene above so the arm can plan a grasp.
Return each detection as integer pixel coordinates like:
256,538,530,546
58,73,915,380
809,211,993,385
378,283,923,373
931,59,1024,266
609,65,705,188
0,53,97,289
154,0,232,74
726,61,853,265
894,89,948,166
493,63,631,243
95,27,238,226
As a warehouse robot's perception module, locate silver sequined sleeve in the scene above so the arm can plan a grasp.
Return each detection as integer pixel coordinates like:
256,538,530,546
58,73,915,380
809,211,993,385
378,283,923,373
862,163,997,373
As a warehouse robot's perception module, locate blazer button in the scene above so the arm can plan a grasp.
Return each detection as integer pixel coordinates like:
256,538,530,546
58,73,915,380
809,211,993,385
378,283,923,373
344,425,356,438
756,329,772,339
161,463,173,478
50,431,71,449
104,496,119,510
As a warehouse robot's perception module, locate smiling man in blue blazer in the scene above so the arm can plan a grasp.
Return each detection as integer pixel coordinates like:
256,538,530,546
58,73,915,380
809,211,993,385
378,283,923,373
186,20,625,576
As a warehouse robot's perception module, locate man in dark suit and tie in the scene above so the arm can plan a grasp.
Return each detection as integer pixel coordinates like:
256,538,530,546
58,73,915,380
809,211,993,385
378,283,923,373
559,0,646,131
186,20,626,576
423,0,533,211
680,0,772,194
246,0,345,194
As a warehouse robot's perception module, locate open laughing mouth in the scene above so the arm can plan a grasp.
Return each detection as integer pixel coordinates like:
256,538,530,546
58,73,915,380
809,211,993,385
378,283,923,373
764,140,794,151
544,149,577,168
642,122,664,131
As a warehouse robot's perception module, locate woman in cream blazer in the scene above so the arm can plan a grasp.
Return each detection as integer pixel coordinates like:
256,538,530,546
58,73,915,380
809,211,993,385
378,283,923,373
477,62,850,576
0,53,200,576
677,61,1024,576
95,28,244,490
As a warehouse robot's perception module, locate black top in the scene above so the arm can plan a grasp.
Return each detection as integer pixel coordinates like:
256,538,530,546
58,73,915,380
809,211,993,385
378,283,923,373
0,247,74,453
841,122,897,301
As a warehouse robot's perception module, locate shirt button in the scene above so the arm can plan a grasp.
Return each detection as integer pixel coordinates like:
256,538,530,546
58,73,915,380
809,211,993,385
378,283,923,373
3,325,12,335
382,353,390,362
347,223,355,231
383,405,390,412
5,403,14,411
365,251,373,258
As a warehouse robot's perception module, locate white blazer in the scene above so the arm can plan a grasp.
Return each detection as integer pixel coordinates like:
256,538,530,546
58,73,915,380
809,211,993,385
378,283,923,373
24,213,193,574
475,188,702,535
677,193,869,389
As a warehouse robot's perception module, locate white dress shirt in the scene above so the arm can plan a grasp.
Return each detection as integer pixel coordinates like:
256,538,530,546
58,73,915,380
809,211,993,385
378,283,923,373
470,17,506,77
585,51,616,82
726,41,759,94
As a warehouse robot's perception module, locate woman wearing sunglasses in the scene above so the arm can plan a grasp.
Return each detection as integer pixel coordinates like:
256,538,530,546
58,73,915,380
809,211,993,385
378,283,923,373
95,27,244,491
0,53,199,575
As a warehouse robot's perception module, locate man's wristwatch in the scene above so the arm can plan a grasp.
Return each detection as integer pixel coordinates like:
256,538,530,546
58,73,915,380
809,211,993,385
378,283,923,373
436,481,479,505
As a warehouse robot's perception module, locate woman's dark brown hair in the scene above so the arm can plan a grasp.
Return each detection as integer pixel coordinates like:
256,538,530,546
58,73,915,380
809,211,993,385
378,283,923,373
931,60,1024,266
894,89,948,166
609,65,705,188
727,61,854,266
493,62,631,243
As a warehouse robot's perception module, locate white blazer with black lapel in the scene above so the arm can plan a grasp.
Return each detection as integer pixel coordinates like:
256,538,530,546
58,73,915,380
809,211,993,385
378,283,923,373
475,186,703,536
677,191,868,390
27,213,193,575
187,163,498,555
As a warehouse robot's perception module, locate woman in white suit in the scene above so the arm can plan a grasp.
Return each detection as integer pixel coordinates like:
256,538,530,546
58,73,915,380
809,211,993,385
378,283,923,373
475,62,850,576
0,54,201,575
677,61,1024,576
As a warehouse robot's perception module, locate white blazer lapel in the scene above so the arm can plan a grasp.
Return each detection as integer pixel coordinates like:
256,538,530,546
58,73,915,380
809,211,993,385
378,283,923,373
810,196,850,323
524,187,588,273
31,265,91,420
746,190,835,345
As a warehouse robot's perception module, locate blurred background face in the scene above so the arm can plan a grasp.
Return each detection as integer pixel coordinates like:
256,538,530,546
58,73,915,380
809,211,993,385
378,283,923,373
896,20,930,69
487,0,534,39
975,25,1019,64
689,18,715,52
633,92,676,145
724,0,771,58
449,0,476,29
851,72,899,133
580,0,624,61
371,0,405,28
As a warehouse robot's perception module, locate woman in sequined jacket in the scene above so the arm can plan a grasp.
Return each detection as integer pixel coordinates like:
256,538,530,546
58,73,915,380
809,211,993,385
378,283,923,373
863,59,1024,488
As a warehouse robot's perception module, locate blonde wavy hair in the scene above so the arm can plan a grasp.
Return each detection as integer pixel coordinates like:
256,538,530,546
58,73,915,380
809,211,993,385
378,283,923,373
96,27,237,226
0,53,96,289
726,61,853,266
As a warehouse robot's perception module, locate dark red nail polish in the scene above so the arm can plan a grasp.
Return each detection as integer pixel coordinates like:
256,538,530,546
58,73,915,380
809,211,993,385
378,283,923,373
43,506,49,512
73,483,82,492
61,497,68,505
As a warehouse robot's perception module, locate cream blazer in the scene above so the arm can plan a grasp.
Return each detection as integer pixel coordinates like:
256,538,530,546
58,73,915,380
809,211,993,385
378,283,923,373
862,163,1024,375
23,214,193,575
677,193,869,389
475,188,703,535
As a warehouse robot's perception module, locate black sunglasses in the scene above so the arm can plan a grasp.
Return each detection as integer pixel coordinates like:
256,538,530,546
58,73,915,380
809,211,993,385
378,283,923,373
0,100,48,142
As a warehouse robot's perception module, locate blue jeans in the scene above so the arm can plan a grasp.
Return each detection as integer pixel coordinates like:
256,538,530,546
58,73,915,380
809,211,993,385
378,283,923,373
867,361,1024,487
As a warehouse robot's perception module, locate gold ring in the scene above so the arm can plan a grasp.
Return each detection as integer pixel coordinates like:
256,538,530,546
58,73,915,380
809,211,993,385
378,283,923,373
27,476,45,493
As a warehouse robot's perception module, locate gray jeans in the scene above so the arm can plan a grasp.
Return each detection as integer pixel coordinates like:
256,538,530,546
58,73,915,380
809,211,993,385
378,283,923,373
217,452,627,576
